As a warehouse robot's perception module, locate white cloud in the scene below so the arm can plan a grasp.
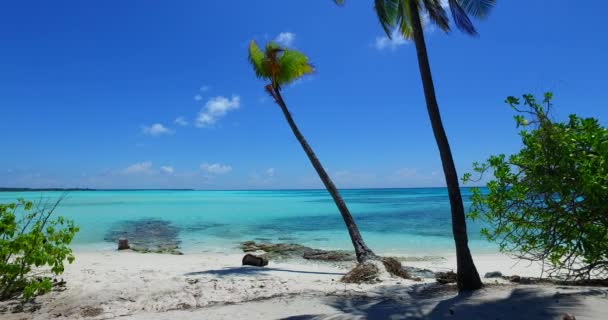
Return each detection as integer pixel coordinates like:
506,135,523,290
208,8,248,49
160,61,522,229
375,30,408,50
266,168,275,177
196,95,240,128
174,117,188,126
275,32,295,46
124,161,153,174
200,163,232,175
160,166,174,174
142,123,172,136
200,85,209,92
194,94,203,101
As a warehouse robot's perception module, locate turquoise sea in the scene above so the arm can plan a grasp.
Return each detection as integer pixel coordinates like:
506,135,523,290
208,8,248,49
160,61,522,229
0,188,496,255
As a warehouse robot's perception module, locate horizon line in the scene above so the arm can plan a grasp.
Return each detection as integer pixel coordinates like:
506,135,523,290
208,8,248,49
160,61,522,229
0,186,486,192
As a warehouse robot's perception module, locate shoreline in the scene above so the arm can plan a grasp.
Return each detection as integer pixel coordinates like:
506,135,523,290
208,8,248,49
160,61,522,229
1,250,557,319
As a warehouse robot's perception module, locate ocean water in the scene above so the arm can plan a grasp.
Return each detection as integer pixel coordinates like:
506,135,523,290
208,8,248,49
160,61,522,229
0,188,496,255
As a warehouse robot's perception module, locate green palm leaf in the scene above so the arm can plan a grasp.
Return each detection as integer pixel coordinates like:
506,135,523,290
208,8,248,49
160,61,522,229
277,49,314,85
337,0,495,38
248,40,267,80
423,0,450,33
247,40,314,90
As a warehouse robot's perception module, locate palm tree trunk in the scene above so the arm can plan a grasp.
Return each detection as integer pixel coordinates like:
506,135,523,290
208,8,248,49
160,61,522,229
408,0,482,291
273,89,377,263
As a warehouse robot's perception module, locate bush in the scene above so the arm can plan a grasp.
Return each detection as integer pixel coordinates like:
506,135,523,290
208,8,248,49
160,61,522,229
464,93,608,280
0,198,79,300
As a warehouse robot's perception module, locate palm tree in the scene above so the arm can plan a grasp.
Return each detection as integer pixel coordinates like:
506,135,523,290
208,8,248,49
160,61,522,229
335,0,495,290
247,41,377,263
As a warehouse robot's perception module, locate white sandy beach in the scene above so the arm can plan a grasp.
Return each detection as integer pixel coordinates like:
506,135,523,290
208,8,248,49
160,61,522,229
2,250,607,319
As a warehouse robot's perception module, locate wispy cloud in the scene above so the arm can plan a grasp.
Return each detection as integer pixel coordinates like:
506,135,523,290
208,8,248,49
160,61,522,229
374,30,408,50
123,161,153,174
266,168,275,177
200,163,232,175
275,32,295,46
142,123,172,136
160,166,174,174
194,94,203,101
200,85,209,92
248,167,276,186
196,95,240,128
174,117,188,126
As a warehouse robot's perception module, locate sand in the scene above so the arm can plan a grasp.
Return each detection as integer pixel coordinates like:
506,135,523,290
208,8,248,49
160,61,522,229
1,250,606,319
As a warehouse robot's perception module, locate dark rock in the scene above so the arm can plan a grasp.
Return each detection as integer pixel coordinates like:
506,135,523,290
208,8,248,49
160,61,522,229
436,271,457,284
118,238,130,250
239,241,355,261
303,249,354,262
484,271,503,278
562,313,576,320
242,254,268,267
509,275,521,283
519,277,533,284
403,266,436,279
105,218,181,254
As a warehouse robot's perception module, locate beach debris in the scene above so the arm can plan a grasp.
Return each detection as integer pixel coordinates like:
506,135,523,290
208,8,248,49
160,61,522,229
341,262,380,283
382,257,412,280
80,306,103,317
105,218,182,255
242,254,269,267
436,271,458,284
509,275,521,283
239,241,355,261
403,266,436,279
562,313,576,320
118,238,130,250
484,271,503,278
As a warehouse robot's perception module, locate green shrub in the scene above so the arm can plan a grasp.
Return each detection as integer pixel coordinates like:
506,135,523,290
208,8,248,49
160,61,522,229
0,198,79,300
464,93,608,280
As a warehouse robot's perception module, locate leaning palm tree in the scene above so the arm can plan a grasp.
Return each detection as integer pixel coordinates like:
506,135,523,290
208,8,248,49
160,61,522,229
247,41,376,263
335,0,496,290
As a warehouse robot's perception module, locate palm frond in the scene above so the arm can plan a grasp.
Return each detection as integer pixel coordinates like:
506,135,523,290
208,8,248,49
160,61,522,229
397,0,413,39
247,40,313,90
277,49,314,85
448,0,477,35
423,0,450,33
374,0,395,39
457,0,495,19
248,40,268,80
333,0,345,5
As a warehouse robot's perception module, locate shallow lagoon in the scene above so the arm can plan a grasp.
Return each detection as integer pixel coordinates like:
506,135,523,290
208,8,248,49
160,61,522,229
0,188,496,255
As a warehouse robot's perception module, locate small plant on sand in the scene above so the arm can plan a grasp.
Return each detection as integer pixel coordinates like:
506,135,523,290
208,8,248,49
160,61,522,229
464,93,608,280
0,198,79,300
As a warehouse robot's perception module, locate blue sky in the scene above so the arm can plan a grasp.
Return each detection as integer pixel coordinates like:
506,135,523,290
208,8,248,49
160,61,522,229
1,0,607,189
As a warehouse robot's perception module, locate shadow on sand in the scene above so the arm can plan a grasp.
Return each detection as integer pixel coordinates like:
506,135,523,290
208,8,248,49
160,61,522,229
280,284,607,320
185,267,345,277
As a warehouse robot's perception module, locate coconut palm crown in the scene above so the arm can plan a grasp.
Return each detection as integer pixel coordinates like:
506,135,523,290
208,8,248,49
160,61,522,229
335,0,495,38
248,41,313,95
